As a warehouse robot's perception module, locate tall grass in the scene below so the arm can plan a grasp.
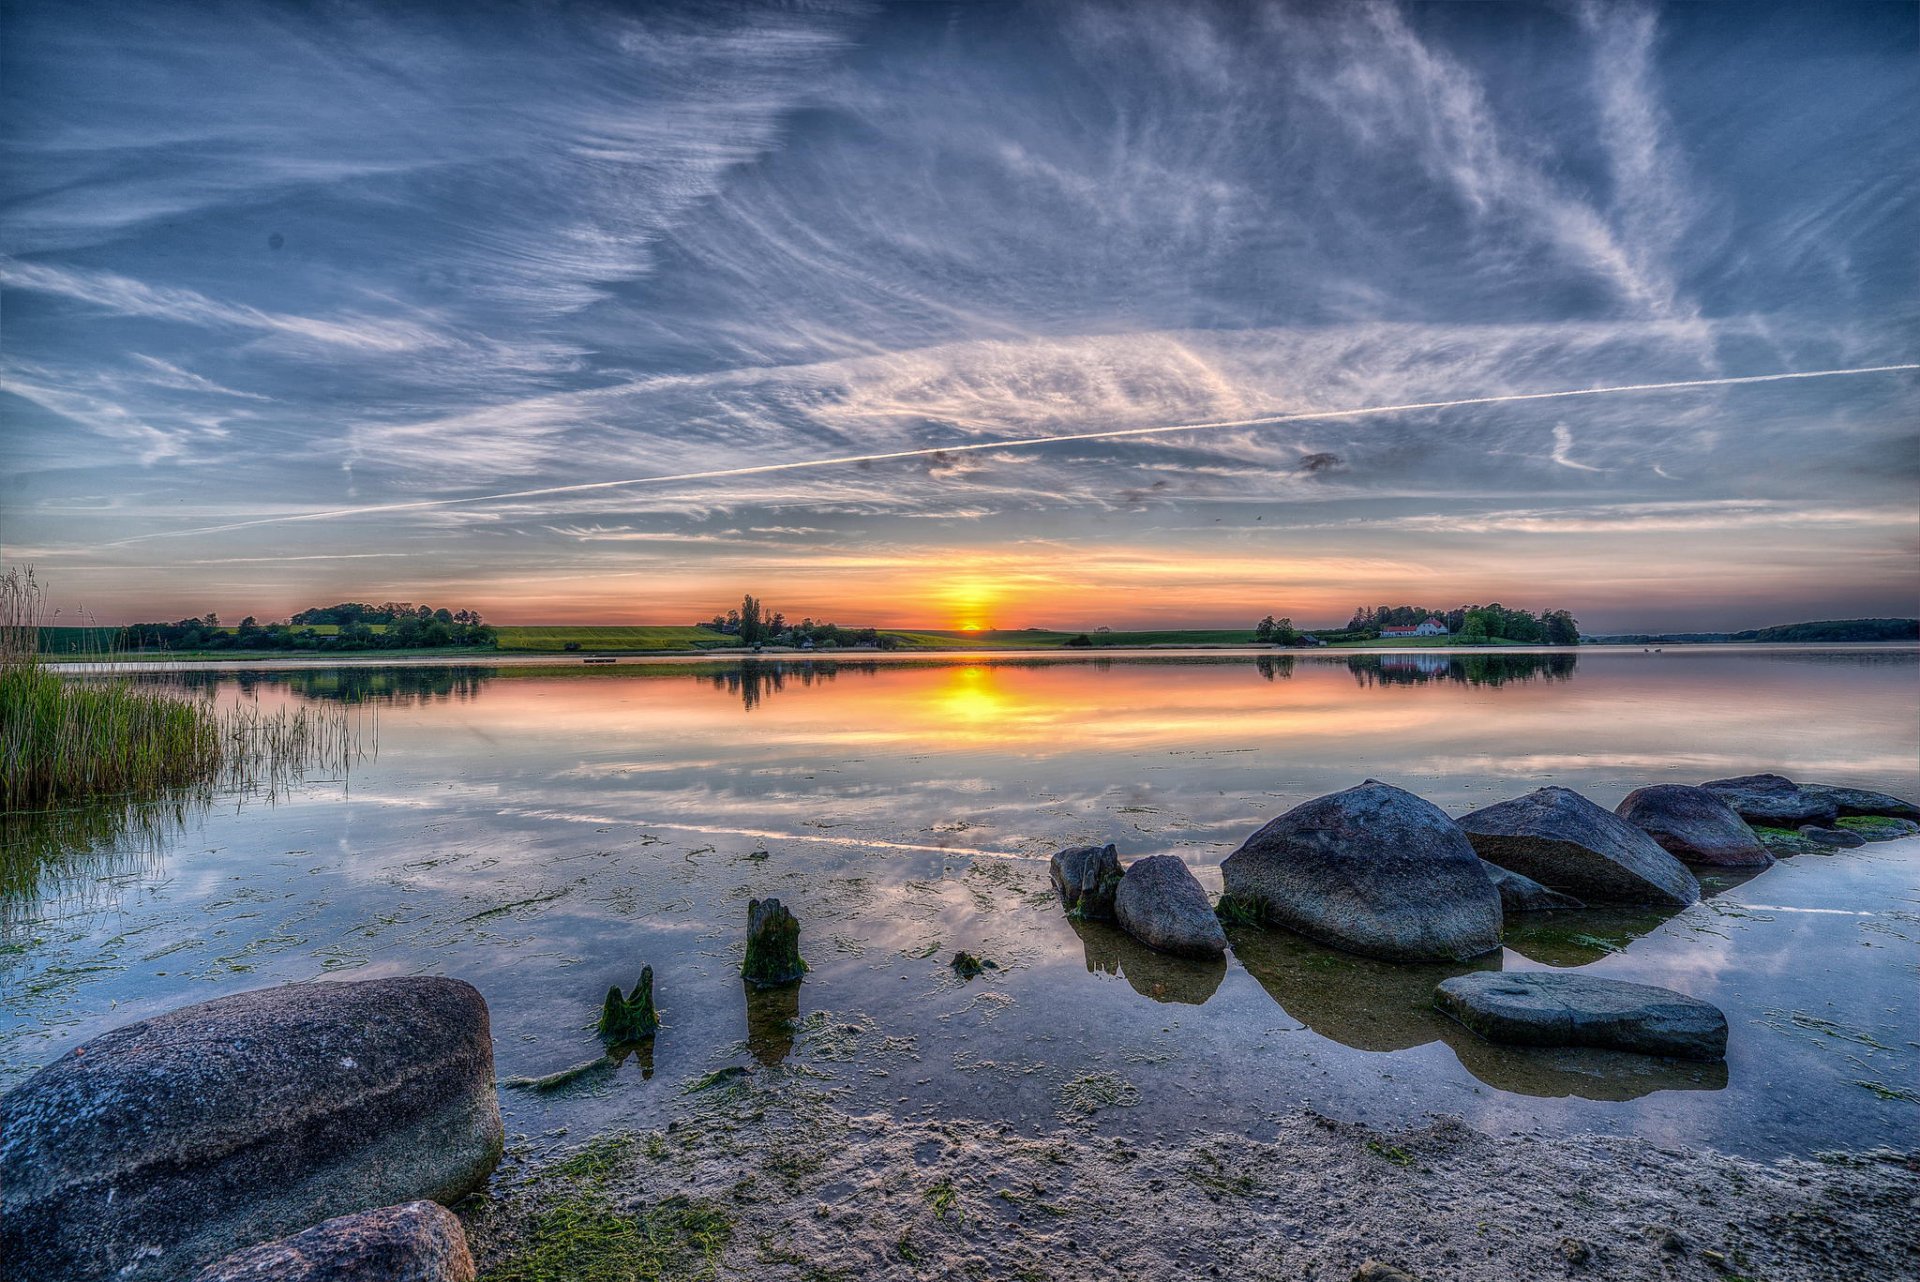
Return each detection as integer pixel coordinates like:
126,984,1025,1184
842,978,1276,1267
1,568,360,810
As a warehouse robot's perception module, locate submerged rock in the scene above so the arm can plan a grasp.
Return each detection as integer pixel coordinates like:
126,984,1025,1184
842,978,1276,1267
596,965,660,1043
1220,780,1502,962
1113,855,1228,959
1049,843,1123,920
1836,815,1920,842
742,897,807,988
189,1201,475,1282
1699,774,1838,826
950,950,999,979
1457,786,1699,907
1751,826,1827,857
1614,784,1774,868
1797,824,1867,849
0,977,502,1282
1435,971,1727,1061
1480,861,1583,913
1800,783,1920,821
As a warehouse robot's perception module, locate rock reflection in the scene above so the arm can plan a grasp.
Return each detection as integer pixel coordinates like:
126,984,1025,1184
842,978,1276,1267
745,981,801,1065
1070,917,1226,1005
1228,923,1727,1100
1500,906,1680,969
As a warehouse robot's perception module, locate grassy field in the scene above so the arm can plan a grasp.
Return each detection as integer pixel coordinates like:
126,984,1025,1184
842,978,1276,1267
883,628,1259,649
494,626,744,652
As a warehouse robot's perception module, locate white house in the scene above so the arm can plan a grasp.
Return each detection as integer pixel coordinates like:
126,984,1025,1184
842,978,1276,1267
1379,616,1449,638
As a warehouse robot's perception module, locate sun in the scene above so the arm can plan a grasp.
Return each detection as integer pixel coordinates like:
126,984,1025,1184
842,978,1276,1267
940,577,1001,634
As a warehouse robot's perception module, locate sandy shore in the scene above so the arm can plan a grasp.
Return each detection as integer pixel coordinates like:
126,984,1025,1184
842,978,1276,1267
463,1068,1918,1282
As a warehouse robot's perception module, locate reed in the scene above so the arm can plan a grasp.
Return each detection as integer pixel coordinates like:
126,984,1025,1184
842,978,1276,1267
1,568,360,810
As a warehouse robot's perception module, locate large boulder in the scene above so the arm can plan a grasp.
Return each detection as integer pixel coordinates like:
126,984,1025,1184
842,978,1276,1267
1112,855,1228,959
0,977,503,1282
190,1201,475,1282
1435,971,1727,1061
1457,786,1699,907
1220,780,1502,962
1480,861,1582,913
1050,843,1123,920
1800,783,1920,822
1614,784,1773,868
1699,774,1838,826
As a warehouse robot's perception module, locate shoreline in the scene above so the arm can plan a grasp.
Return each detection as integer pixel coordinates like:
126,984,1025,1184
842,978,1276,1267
462,1070,1919,1281
46,640,1920,674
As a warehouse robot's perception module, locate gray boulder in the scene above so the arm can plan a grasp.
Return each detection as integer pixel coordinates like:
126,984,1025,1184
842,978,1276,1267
1113,855,1228,959
1835,816,1920,842
190,1201,475,1282
1435,971,1727,1060
1797,824,1867,849
1699,773,1838,826
1614,784,1773,868
1457,786,1700,907
1050,843,1123,920
1800,784,1920,822
0,977,503,1282
1220,780,1502,962
1481,861,1582,913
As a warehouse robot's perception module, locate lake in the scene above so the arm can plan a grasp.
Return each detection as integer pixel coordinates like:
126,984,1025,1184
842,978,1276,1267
4,647,1916,1163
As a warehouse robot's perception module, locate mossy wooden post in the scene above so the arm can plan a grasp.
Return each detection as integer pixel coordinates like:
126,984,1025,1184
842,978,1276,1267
741,897,806,988
596,964,660,1044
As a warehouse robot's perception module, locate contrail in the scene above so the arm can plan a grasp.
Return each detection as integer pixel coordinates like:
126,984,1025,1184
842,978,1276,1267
115,363,1917,543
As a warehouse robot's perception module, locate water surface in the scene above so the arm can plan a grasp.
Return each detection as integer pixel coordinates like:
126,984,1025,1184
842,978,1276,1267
4,648,1915,1160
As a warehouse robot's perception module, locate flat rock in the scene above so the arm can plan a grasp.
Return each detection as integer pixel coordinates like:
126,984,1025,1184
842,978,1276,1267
1220,780,1502,962
1797,824,1867,849
1435,971,1727,1060
1837,816,1920,842
1458,786,1699,907
1481,861,1582,912
1800,784,1920,821
0,977,503,1282
1050,843,1123,920
190,1201,475,1282
1700,773,1838,826
1614,784,1774,868
1113,855,1228,959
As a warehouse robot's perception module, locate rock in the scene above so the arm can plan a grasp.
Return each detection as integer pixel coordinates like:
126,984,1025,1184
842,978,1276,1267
1220,780,1501,962
1352,1262,1417,1282
950,950,999,979
1049,843,1123,920
1457,786,1699,907
1614,784,1774,868
1751,826,1826,857
1434,971,1727,1060
1699,773,1838,825
1797,824,1867,849
189,1201,475,1282
596,965,659,1043
741,897,807,988
0,977,502,1282
1113,855,1228,959
1835,815,1920,842
1800,784,1920,821
1480,861,1583,912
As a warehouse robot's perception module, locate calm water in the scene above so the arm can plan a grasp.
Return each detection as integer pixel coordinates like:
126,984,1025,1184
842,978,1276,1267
4,648,1916,1160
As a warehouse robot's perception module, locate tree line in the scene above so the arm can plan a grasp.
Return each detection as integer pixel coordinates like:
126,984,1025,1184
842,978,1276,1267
123,602,495,653
1340,603,1580,644
697,594,900,650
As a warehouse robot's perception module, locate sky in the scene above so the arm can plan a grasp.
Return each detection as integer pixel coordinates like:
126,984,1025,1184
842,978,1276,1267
2,0,1915,633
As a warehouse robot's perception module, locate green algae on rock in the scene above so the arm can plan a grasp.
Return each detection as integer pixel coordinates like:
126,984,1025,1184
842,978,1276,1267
741,898,806,988
596,965,659,1044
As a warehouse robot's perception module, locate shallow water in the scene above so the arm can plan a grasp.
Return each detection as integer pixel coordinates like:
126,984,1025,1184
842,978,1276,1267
3,648,1916,1160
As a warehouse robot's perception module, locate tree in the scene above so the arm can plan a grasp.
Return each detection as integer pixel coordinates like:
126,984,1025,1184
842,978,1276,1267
1542,610,1580,646
739,594,766,645
1255,615,1277,642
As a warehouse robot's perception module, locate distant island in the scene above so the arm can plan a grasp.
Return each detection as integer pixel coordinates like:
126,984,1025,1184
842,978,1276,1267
1584,618,1919,645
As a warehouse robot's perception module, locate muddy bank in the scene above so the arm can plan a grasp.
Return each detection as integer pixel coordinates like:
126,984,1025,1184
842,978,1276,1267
463,1069,1918,1282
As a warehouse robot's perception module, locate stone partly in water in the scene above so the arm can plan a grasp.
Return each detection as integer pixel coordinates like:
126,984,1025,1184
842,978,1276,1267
596,965,660,1044
741,897,807,988
1457,786,1700,908
1751,826,1827,857
1049,842,1124,920
1220,780,1502,962
189,1201,476,1282
1699,773,1838,826
1836,815,1920,842
1799,783,1920,822
1480,861,1583,913
1797,824,1867,849
1113,855,1229,959
1614,784,1774,868
1434,971,1728,1061
0,977,503,1282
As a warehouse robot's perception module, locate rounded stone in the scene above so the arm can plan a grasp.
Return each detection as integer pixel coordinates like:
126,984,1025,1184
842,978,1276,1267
1458,786,1699,907
1615,784,1773,868
1435,971,1727,1061
189,1201,476,1282
1112,854,1228,959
